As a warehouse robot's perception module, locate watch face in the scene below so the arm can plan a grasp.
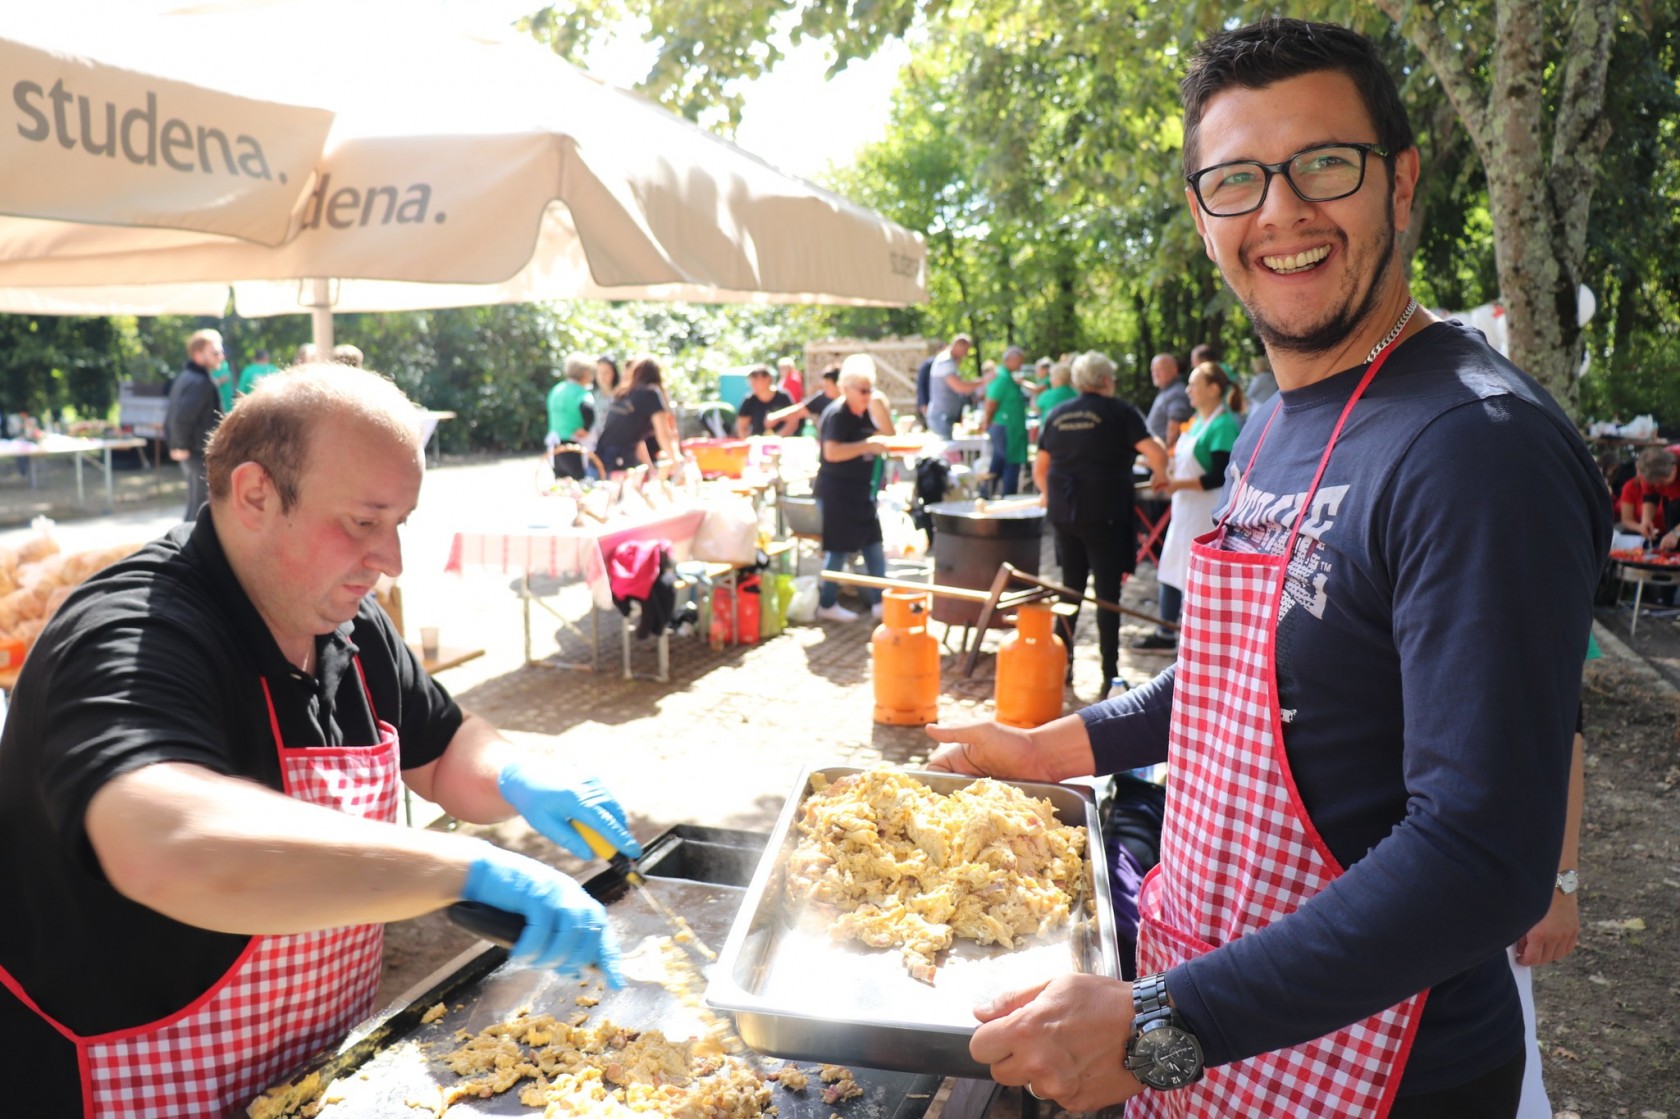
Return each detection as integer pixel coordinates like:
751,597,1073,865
1131,1024,1205,1089
1556,870,1579,895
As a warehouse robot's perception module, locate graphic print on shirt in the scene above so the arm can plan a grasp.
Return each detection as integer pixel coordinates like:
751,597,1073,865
1220,473,1351,622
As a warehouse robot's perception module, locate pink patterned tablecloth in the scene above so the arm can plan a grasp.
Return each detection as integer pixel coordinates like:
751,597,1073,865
445,507,707,608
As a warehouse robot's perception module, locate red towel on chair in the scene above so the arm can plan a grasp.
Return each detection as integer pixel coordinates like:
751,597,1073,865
608,539,668,602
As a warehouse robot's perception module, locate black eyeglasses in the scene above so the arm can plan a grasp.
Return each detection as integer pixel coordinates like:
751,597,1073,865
1187,142,1391,217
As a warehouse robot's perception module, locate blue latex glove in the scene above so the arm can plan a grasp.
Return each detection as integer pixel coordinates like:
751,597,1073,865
461,847,624,986
497,762,642,863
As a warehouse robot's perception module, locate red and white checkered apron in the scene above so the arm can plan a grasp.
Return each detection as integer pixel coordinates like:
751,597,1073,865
1128,346,1425,1119
64,658,400,1118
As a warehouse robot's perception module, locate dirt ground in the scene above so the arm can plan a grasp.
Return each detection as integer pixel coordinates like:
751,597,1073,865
1538,652,1679,1118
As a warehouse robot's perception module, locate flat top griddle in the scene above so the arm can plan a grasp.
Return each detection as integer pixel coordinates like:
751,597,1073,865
255,826,941,1119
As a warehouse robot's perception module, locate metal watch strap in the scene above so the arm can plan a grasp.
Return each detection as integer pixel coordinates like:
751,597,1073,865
1133,972,1172,1018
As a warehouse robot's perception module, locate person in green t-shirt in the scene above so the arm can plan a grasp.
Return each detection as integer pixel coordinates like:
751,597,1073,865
982,346,1032,496
236,350,280,396
546,353,598,479
210,358,234,414
1034,359,1078,417
1138,360,1245,650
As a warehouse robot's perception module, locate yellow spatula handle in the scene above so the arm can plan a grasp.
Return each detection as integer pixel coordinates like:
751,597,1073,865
573,822,620,862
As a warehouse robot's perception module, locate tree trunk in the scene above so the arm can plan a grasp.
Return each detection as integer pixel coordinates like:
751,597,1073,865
1379,0,1616,414
1485,2,1574,403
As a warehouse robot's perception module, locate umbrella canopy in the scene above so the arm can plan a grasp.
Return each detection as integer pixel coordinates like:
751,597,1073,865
0,3,926,338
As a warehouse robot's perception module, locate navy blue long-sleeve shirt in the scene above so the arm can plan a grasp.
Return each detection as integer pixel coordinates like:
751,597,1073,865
1081,321,1608,1095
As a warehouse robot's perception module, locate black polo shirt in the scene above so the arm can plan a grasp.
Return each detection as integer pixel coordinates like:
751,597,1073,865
736,390,792,435
0,511,462,1112
1038,392,1151,531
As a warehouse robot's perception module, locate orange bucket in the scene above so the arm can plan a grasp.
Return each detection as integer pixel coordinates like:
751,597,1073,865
872,589,940,725
995,602,1066,728
683,438,753,478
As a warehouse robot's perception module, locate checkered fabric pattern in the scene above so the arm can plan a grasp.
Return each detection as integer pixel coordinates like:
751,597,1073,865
1127,539,1422,1119
82,708,401,1118
84,924,385,1119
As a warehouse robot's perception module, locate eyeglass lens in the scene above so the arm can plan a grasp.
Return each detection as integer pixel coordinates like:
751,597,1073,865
1195,145,1370,216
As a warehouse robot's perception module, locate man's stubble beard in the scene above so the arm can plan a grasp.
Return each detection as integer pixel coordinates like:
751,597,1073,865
1242,193,1399,359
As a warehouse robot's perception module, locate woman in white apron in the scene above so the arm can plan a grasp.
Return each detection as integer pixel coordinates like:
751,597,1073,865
1141,362,1244,649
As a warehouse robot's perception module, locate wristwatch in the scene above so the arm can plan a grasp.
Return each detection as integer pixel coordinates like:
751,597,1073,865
1124,973,1205,1090
1556,870,1579,895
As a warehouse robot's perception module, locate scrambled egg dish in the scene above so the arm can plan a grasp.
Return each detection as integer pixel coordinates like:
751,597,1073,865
441,1012,771,1117
784,769,1085,980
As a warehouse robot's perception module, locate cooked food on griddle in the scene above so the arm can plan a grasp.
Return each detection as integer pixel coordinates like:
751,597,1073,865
442,1010,771,1116
784,768,1085,980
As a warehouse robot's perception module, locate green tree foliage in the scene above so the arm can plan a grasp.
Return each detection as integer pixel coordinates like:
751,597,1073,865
546,0,1677,424
0,299,827,453
1575,6,1680,426
0,315,129,426
7,2,1674,439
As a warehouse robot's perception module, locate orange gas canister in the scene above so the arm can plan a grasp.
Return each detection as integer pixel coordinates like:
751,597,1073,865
995,602,1067,728
872,589,940,725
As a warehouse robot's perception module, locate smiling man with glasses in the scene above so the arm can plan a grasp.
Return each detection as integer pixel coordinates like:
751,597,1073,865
1188,141,1391,219
924,18,1608,1119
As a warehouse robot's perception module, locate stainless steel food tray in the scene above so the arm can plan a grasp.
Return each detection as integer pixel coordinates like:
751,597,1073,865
705,766,1117,1079
252,826,941,1119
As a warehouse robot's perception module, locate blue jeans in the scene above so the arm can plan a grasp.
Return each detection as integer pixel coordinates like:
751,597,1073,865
929,409,960,439
985,425,1020,497
820,541,886,607
1158,582,1183,634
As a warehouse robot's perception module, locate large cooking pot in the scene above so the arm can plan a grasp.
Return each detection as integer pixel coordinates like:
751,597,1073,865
927,499,1044,627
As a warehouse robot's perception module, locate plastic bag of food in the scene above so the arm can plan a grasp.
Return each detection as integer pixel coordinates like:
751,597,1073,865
14,516,59,566
786,575,820,624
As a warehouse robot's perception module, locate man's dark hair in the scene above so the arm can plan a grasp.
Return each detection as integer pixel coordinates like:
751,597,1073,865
1180,19,1415,179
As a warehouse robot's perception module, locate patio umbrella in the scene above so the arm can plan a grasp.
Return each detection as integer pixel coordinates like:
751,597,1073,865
0,2,927,344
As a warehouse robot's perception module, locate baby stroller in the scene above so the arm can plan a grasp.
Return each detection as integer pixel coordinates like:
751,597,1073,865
909,456,952,542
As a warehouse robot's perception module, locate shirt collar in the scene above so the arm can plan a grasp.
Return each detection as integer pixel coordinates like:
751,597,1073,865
183,509,359,688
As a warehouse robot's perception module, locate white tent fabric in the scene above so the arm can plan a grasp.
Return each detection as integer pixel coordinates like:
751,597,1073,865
0,2,926,322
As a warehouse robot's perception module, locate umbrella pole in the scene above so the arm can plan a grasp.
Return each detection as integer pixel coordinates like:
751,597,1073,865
307,278,335,352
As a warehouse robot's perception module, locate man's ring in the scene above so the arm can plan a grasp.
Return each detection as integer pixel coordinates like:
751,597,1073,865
1026,1083,1048,1101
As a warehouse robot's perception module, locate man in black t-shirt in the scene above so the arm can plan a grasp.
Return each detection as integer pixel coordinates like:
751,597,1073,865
1034,352,1168,688
734,365,798,436
0,365,643,1117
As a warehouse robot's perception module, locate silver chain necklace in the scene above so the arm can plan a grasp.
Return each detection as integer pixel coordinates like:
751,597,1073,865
1366,296,1419,364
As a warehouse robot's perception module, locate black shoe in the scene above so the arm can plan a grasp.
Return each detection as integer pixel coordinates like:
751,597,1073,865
1132,633,1177,652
